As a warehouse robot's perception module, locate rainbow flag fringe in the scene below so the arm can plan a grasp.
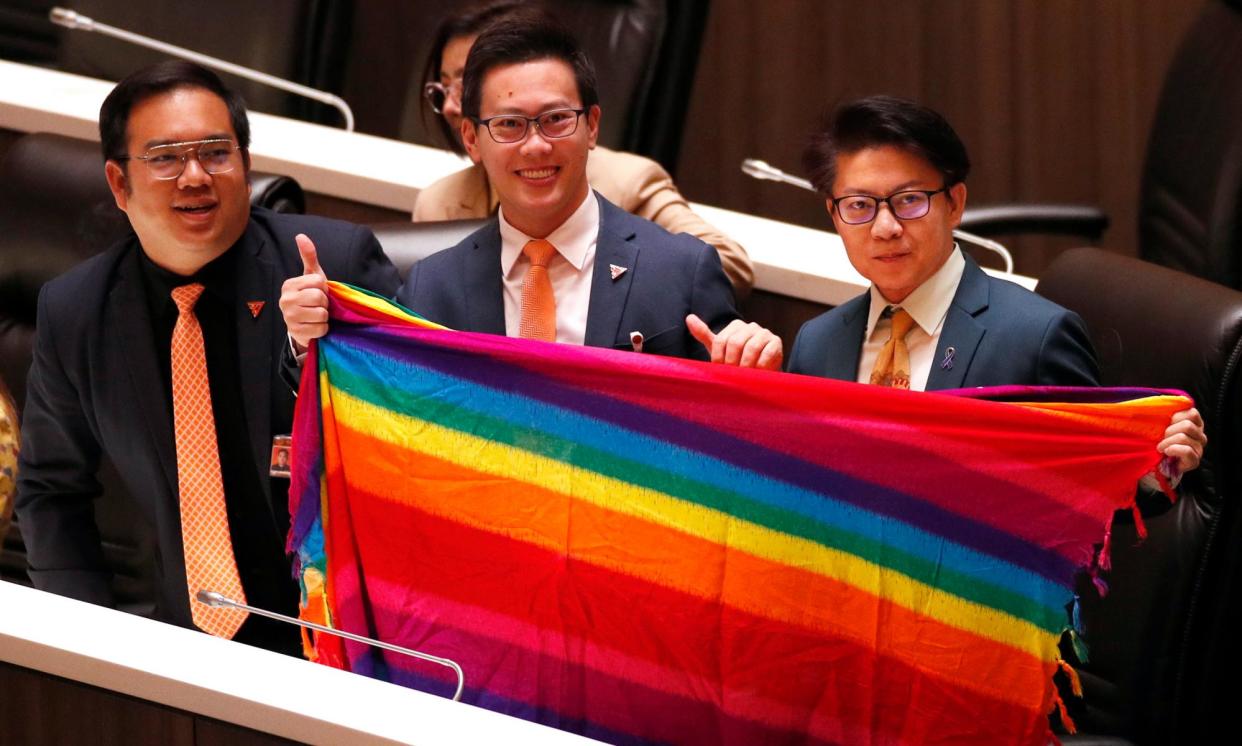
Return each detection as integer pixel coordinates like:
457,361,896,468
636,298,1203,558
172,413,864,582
289,282,1187,745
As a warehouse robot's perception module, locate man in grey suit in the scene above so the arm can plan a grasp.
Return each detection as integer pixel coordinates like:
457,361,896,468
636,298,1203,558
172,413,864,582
284,15,781,369
786,95,1204,472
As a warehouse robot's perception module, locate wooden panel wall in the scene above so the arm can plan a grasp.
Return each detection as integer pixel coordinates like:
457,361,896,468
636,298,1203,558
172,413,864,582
675,0,1203,276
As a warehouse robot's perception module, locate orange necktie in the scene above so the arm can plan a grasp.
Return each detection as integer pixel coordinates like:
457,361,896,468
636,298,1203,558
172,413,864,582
170,283,247,638
869,307,916,389
519,239,557,342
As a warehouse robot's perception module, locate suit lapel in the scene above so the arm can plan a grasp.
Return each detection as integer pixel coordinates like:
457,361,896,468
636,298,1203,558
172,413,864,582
466,221,507,335
110,249,177,498
926,257,989,391
234,227,277,508
818,295,869,381
584,196,637,348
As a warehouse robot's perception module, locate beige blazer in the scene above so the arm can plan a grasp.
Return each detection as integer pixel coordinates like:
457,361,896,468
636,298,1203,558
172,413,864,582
412,146,754,297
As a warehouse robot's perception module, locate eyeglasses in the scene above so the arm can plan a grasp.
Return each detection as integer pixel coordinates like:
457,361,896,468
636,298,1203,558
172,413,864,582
474,108,587,144
423,80,462,114
829,187,949,225
119,139,241,181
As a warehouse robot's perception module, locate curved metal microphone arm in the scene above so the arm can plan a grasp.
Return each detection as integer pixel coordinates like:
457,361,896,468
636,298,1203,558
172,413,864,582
50,7,355,131
196,590,465,701
740,158,1015,273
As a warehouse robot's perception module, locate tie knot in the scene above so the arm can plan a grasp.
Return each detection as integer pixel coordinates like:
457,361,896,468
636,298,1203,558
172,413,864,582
888,307,915,338
171,283,206,314
523,239,556,267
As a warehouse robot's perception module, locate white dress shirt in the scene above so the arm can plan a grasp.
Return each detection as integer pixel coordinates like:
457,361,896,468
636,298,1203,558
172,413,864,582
857,247,966,391
498,191,598,345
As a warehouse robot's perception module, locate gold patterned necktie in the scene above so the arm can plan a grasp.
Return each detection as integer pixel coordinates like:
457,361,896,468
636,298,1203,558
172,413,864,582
869,306,916,389
518,239,557,342
170,283,248,638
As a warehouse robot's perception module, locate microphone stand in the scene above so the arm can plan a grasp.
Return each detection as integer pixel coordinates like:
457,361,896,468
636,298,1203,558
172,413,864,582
50,7,356,131
196,590,465,701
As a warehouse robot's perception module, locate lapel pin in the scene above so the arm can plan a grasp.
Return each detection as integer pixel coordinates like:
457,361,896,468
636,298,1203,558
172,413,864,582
609,264,628,280
247,300,265,319
629,331,644,353
940,346,955,370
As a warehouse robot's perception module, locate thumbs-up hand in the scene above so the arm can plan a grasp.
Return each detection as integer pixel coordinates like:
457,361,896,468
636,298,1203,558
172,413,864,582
686,314,783,370
279,233,330,352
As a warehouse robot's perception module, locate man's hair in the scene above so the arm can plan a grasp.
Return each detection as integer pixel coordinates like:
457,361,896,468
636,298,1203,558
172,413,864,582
802,95,970,195
422,0,532,154
99,60,250,168
461,12,599,123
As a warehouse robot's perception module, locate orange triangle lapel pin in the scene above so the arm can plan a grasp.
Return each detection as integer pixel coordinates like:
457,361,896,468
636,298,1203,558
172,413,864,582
609,264,628,280
247,300,265,319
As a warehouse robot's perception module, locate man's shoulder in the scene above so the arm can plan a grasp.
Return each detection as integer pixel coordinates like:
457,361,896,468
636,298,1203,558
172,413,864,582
800,292,868,337
249,207,368,248
976,269,1080,326
39,237,135,313
599,194,703,253
410,216,497,275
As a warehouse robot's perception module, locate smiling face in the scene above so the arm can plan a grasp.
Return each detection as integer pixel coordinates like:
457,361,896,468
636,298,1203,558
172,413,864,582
829,145,966,304
460,57,599,239
105,86,251,276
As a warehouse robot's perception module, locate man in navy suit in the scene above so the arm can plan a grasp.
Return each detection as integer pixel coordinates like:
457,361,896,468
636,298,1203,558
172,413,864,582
15,61,399,653
787,95,1204,472
284,16,781,369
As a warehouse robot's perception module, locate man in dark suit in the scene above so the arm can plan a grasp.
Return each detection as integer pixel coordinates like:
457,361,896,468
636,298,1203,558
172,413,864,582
787,95,1204,472
284,15,781,369
15,61,399,654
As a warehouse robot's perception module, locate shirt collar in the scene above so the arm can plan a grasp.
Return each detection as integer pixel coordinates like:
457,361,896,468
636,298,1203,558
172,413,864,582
499,190,598,278
865,245,966,340
138,243,239,313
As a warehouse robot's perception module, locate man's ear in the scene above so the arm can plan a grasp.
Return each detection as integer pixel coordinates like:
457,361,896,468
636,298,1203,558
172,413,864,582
947,181,968,229
104,161,130,212
585,104,601,150
461,119,483,164
824,198,840,231
241,148,253,201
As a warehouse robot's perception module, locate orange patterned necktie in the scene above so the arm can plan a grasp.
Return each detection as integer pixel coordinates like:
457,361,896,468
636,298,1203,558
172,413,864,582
869,307,916,389
518,239,557,342
170,283,248,638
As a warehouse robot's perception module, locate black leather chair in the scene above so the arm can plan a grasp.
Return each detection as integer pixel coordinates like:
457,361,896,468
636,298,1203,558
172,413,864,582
54,0,353,125
960,0,1242,288
0,132,307,605
1138,0,1242,289
398,0,709,174
1036,248,1242,745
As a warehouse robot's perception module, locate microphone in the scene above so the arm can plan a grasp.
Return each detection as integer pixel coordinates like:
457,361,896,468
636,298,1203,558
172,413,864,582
741,158,815,192
49,7,356,131
195,590,464,701
740,158,1015,274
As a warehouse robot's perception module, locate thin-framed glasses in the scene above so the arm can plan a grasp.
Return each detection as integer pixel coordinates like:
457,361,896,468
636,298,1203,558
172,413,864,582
119,138,240,181
830,186,949,225
423,80,462,114
474,108,587,144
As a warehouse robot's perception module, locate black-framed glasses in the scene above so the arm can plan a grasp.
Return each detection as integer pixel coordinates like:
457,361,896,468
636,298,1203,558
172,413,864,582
423,80,462,114
829,186,949,225
118,138,240,181
474,108,587,144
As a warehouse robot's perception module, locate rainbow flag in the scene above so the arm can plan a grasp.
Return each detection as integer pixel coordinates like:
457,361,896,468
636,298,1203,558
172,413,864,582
290,283,1187,745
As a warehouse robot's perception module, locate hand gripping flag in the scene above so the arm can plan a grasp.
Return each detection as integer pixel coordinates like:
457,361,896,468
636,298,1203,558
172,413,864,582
289,283,1189,745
